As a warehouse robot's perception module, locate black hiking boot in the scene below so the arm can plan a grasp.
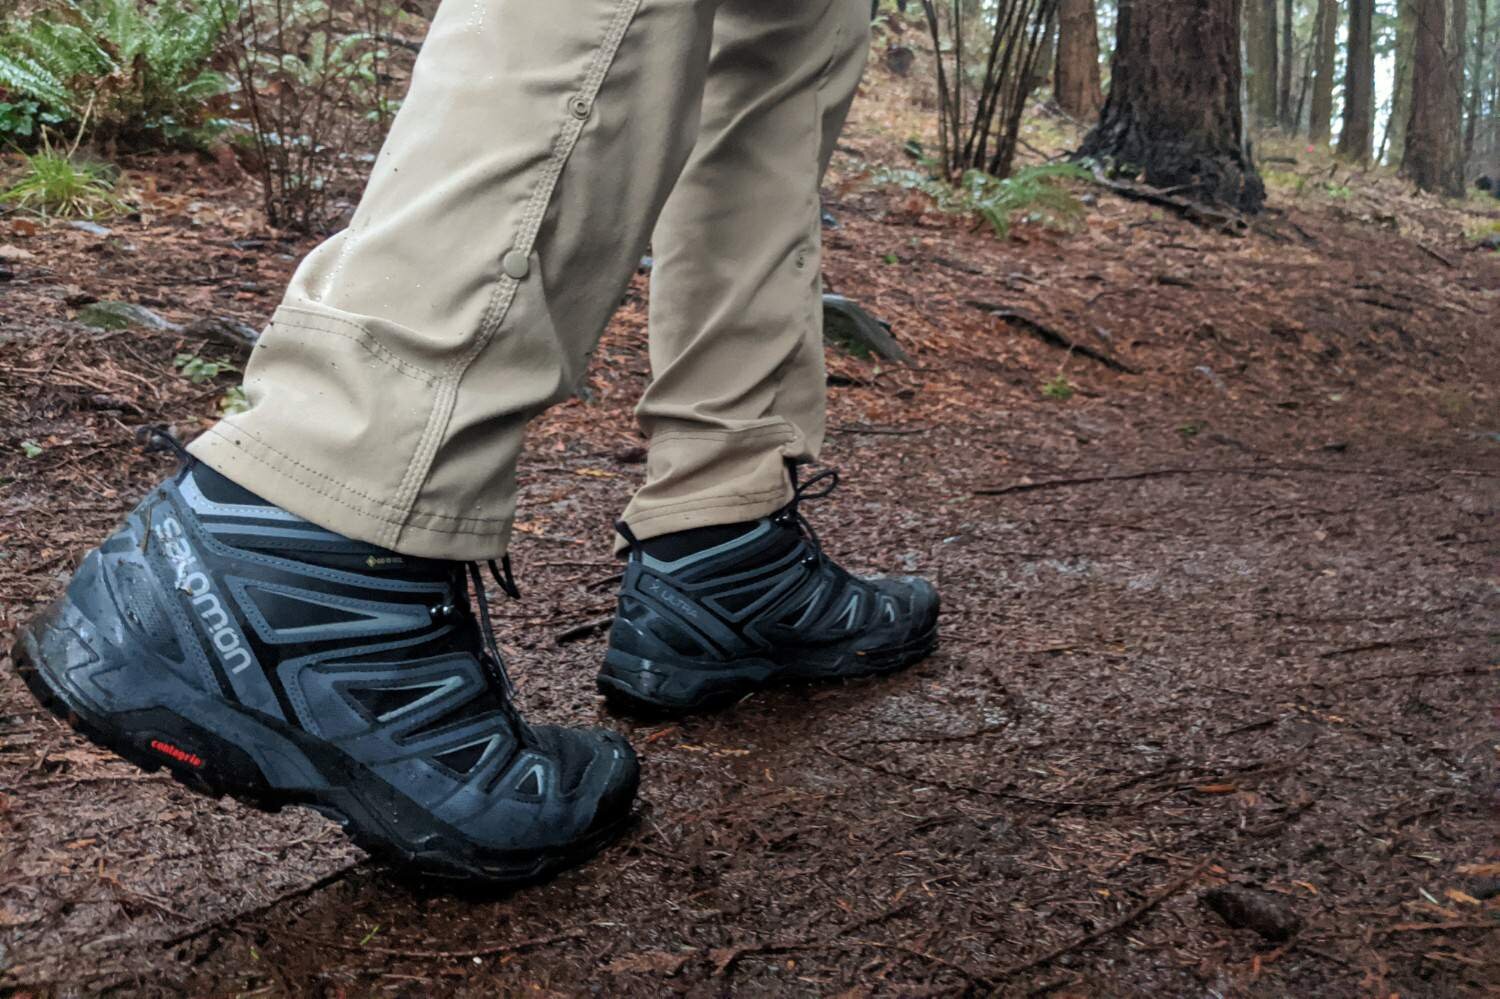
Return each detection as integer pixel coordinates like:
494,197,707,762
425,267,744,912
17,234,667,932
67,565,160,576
597,468,940,715
11,438,639,885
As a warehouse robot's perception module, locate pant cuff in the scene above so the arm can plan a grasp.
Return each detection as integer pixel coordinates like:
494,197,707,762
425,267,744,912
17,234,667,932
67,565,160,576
188,425,514,561
615,422,798,552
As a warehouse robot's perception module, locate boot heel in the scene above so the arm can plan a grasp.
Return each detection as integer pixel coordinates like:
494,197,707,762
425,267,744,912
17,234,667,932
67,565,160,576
596,648,772,716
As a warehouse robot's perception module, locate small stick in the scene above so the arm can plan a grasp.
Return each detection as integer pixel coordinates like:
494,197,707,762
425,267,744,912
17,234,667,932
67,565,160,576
554,615,614,645
998,859,1214,978
308,927,587,959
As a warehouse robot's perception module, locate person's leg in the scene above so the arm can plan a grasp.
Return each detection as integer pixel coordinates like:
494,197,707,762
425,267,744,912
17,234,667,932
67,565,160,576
15,0,736,882
619,0,871,541
191,0,720,560
596,0,941,715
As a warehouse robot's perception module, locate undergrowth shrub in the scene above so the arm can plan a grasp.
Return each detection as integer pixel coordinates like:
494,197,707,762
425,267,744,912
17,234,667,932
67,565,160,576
875,161,1089,238
918,0,1060,181
0,0,232,146
220,0,408,232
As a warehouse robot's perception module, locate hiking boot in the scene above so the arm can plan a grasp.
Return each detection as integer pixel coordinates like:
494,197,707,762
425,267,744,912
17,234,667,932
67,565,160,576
598,469,939,715
11,439,639,885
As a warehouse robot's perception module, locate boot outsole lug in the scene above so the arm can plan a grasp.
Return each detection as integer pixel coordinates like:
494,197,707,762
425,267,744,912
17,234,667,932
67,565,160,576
598,627,939,718
12,634,633,887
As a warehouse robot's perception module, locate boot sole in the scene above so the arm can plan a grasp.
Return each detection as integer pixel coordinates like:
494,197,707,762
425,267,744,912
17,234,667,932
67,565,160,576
596,625,939,718
12,610,633,887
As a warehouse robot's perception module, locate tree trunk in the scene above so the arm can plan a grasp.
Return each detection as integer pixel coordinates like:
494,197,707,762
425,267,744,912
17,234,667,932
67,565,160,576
1403,0,1465,194
1450,0,1468,175
1278,0,1295,129
1309,0,1338,141
1030,6,1061,97
1465,0,1488,162
1055,0,1104,118
1078,0,1265,212
1247,0,1280,127
1386,0,1417,163
1338,0,1375,161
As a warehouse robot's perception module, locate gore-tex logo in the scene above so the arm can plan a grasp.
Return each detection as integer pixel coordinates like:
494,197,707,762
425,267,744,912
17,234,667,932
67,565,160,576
153,515,254,675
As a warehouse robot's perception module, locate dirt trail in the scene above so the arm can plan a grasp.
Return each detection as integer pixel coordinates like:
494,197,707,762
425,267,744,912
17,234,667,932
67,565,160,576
2,117,1498,993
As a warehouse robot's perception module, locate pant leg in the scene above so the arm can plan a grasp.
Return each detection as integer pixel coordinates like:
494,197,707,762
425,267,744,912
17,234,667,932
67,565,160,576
189,0,720,559
618,0,870,543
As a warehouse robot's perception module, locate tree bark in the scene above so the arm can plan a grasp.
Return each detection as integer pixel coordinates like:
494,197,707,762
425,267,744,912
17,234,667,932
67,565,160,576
1338,0,1375,161
1450,0,1468,174
1403,0,1465,194
1078,0,1265,212
1247,0,1280,127
1055,0,1104,118
1278,0,1295,129
1309,0,1338,142
1465,0,1488,162
1386,0,1417,163
1030,5,1061,98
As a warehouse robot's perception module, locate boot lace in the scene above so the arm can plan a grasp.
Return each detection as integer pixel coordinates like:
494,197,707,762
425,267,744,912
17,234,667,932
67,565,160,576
778,464,840,567
460,554,535,747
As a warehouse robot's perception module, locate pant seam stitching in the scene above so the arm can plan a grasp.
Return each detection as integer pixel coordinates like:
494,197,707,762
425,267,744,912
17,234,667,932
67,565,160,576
651,428,796,444
625,485,790,524
268,307,439,384
198,425,515,527
384,0,645,550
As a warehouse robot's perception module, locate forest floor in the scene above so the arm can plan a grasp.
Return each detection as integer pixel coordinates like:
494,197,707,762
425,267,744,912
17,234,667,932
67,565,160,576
2,63,1500,996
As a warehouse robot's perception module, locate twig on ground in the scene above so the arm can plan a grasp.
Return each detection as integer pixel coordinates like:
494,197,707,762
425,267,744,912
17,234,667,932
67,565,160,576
554,615,614,645
974,462,1436,496
966,302,1136,374
845,938,995,988
997,859,1214,978
1088,167,1248,234
839,721,1013,748
1317,636,1495,659
830,424,931,436
161,864,364,948
711,901,916,977
1415,243,1456,268
308,927,588,959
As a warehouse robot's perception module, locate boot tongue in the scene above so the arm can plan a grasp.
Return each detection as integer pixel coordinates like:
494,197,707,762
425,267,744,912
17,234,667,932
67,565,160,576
183,464,450,579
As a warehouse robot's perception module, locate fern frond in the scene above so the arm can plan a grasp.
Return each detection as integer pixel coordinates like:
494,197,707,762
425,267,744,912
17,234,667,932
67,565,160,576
174,69,228,102
0,49,74,111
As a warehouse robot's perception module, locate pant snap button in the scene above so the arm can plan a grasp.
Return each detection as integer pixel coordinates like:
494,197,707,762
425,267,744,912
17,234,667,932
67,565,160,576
502,250,530,279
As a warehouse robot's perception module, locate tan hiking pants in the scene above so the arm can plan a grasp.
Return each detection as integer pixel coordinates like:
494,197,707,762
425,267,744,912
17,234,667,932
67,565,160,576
189,0,869,559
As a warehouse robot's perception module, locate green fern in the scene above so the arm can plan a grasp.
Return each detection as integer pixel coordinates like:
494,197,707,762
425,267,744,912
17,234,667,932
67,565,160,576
0,0,233,145
0,49,74,110
873,162,1090,239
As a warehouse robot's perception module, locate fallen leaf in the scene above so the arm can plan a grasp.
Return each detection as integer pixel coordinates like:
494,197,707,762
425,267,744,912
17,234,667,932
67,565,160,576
0,906,37,927
0,245,36,262
604,950,693,976
1445,889,1481,906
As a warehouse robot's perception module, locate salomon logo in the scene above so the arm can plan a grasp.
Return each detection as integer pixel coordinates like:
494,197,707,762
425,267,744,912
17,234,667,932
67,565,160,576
153,515,255,675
